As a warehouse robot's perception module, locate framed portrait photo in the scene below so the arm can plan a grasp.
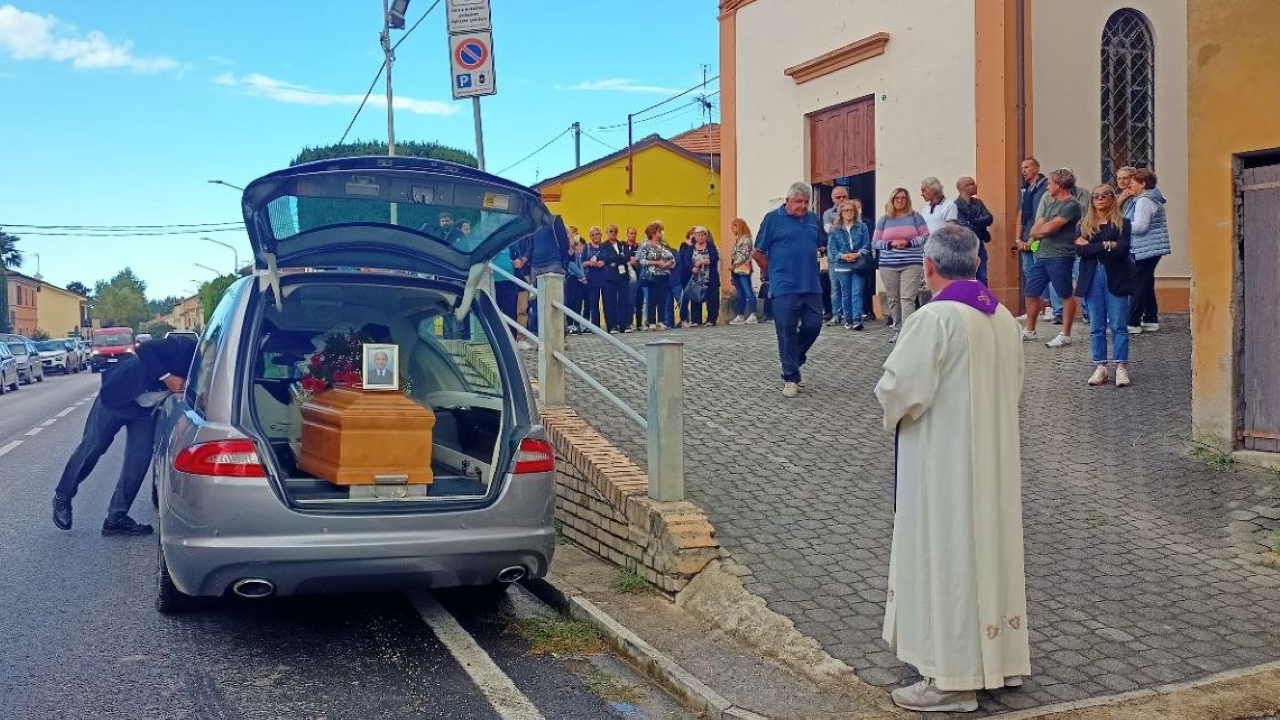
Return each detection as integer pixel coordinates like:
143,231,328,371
362,343,399,391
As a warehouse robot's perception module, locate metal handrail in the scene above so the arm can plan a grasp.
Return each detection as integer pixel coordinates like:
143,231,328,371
487,263,645,365
554,351,647,430
499,314,540,344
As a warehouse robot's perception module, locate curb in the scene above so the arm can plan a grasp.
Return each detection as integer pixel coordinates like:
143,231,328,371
522,577,769,720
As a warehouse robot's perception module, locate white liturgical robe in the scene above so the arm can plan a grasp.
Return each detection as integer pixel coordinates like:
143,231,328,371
874,280,1031,691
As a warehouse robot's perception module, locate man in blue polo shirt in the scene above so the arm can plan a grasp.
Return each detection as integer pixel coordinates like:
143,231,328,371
752,181,824,398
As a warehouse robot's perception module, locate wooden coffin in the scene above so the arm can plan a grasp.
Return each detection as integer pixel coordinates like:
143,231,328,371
298,386,436,486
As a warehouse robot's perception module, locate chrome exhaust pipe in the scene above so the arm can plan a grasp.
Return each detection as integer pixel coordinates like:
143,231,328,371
231,578,276,598
495,566,527,584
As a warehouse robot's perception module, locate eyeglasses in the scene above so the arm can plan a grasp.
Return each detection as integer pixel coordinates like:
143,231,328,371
1090,193,1114,200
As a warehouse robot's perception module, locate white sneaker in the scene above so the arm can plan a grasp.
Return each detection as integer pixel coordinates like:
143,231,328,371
1127,325,1143,335
1116,365,1131,387
1141,322,1160,332
890,679,978,713
745,314,758,324
1046,333,1071,348
1088,366,1110,386
729,315,745,325
516,339,534,351
782,381,799,398
1042,308,1054,320
1021,329,1038,341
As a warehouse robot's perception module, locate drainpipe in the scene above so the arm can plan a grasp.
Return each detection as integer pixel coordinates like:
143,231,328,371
626,113,635,195
1015,0,1027,165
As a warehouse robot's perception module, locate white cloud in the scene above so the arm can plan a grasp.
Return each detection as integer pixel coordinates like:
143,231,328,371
561,78,682,94
0,4,179,73
215,72,458,116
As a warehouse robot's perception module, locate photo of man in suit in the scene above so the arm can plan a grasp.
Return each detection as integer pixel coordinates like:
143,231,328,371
363,344,398,390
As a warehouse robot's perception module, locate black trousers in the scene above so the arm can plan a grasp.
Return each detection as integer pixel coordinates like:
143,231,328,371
686,284,720,325
643,280,669,325
858,269,876,319
819,271,833,317
564,279,586,327
604,281,628,331
586,284,606,327
1128,256,1161,326
55,399,157,518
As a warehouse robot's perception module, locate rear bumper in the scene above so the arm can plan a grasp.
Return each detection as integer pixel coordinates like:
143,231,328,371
159,472,557,597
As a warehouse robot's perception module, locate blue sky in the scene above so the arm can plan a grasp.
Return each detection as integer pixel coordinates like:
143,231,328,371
0,1,720,301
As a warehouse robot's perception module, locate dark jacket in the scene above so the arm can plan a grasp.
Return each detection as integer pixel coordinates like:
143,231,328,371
1074,219,1133,298
679,242,720,287
583,243,619,286
99,336,198,411
955,197,993,244
600,241,630,284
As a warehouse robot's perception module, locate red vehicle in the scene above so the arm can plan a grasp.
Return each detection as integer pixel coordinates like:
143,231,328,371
89,327,135,372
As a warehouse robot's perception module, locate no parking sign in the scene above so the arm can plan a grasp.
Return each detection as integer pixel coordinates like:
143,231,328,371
449,31,495,99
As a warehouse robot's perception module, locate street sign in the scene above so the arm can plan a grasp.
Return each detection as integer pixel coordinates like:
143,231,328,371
449,31,495,99
446,0,491,34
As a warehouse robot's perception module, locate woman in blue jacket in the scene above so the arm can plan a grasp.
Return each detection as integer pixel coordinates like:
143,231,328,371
827,201,872,330
1122,169,1171,334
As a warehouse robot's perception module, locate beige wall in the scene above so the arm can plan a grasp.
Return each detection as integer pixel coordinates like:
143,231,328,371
36,285,89,338
733,0,977,223
1030,0,1189,287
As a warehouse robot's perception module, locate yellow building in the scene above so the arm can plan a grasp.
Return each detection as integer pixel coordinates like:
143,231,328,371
35,280,91,338
534,125,720,253
1186,0,1280,462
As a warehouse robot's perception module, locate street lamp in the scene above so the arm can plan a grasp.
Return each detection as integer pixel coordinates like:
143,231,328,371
201,236,240,274
193,263,222,277
207,179,245,191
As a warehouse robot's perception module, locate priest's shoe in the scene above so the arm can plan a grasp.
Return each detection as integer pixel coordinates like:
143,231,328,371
891,679,978,713
52,496,72,530
102,514,154,537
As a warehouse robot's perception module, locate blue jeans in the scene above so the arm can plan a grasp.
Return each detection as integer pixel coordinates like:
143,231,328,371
829,272,844,320
1083,264,1130,365
771,293,823,383
831,271,864,323
55,398,157,518
732,273,757,316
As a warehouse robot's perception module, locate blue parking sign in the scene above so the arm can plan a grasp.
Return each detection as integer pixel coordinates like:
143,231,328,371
455,73,472,89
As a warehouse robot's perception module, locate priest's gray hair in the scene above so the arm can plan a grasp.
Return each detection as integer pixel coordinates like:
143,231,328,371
924,225,980,280
786,181,812,200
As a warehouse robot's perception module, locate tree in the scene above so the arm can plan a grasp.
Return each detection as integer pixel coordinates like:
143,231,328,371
65,281,92,298
93,268,151,328
147,295,182,317
142,320,176,337
30,328,51,341
199,275,238,325
0,228,21,334
290,140,478,167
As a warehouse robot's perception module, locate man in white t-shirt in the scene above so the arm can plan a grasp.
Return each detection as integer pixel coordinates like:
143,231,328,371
919,177,958,236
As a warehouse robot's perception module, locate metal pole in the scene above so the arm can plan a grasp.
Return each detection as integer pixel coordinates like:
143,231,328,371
646,340,684,501
382,0,396,157
572,121,581,168
472,96,486,171
626,114,634,195
536,274,565,406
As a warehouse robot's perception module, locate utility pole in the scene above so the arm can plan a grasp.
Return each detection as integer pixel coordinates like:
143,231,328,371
571,121,581,168
473,97,486,170
381,0,397,157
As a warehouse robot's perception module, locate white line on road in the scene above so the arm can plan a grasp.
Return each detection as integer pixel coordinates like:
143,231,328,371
84,394,96,401
24,427,43,436
407,591,546,720
0,440,22,458
39,419,57,427
55,407,76,418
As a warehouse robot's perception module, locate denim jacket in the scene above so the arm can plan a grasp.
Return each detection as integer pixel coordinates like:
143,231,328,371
827,222,871,271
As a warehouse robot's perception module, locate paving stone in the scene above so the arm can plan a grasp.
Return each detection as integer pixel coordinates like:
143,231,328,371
559,317,1279,717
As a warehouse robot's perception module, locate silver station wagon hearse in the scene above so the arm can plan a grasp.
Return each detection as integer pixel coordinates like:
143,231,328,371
151,157,557,612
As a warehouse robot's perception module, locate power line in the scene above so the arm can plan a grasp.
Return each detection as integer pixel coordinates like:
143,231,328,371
595,90,721,132
496,126,572,175
3,222,242,230
630,74,719,117
338,0,443,146
15,227,246,237
580,131,618,152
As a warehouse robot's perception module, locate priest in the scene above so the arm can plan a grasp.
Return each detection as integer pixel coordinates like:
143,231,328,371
874,224,1030,712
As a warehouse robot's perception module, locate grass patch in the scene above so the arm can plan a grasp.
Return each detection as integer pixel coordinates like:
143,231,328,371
512,617,607,656
585,669,643,704
1189,440,1236,473
553,519,572,546
611,565,652,595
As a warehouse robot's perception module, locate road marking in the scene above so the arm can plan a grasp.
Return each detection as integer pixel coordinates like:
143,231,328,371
39,419,57,427
84,394,96,401
407,591,546,720
24,427,43,436
56,407,76,418
0,440,22,458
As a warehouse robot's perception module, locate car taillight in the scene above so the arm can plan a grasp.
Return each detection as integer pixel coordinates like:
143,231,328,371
173,440,266,478
512,438,556,475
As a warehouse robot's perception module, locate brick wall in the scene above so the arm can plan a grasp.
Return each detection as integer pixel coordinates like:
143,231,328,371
541,406,719,596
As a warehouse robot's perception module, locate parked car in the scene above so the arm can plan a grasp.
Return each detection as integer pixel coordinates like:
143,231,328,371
152,156,557,613
89,327,135,372
0,343,20,394
135,333,154,346
0,335,44,385
36,339,83,374
165,330,200,342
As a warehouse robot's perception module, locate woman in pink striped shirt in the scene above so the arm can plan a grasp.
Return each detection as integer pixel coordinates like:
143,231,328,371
872,188,931,341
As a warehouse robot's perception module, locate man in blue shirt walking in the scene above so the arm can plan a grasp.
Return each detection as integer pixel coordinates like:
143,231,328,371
752,181,825,398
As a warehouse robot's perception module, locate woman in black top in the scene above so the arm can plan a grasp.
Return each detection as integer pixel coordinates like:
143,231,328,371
1074,185,1133,388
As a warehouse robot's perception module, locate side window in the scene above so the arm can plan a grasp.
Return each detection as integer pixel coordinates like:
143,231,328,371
416,313,502,396
184,280,244,415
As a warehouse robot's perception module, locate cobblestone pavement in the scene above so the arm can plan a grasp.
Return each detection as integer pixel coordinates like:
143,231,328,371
553,314,1280,715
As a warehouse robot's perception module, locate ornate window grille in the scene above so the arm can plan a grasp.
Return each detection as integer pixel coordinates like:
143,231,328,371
1100,9,1155,185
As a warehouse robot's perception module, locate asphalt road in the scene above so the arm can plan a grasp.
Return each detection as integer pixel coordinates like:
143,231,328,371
0,372,690,720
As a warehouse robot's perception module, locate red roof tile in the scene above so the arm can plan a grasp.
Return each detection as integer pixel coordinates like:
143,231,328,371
670,123,720,156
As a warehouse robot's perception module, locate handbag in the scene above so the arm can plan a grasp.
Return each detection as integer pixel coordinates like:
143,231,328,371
683,278,706,304
757,280,770,300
